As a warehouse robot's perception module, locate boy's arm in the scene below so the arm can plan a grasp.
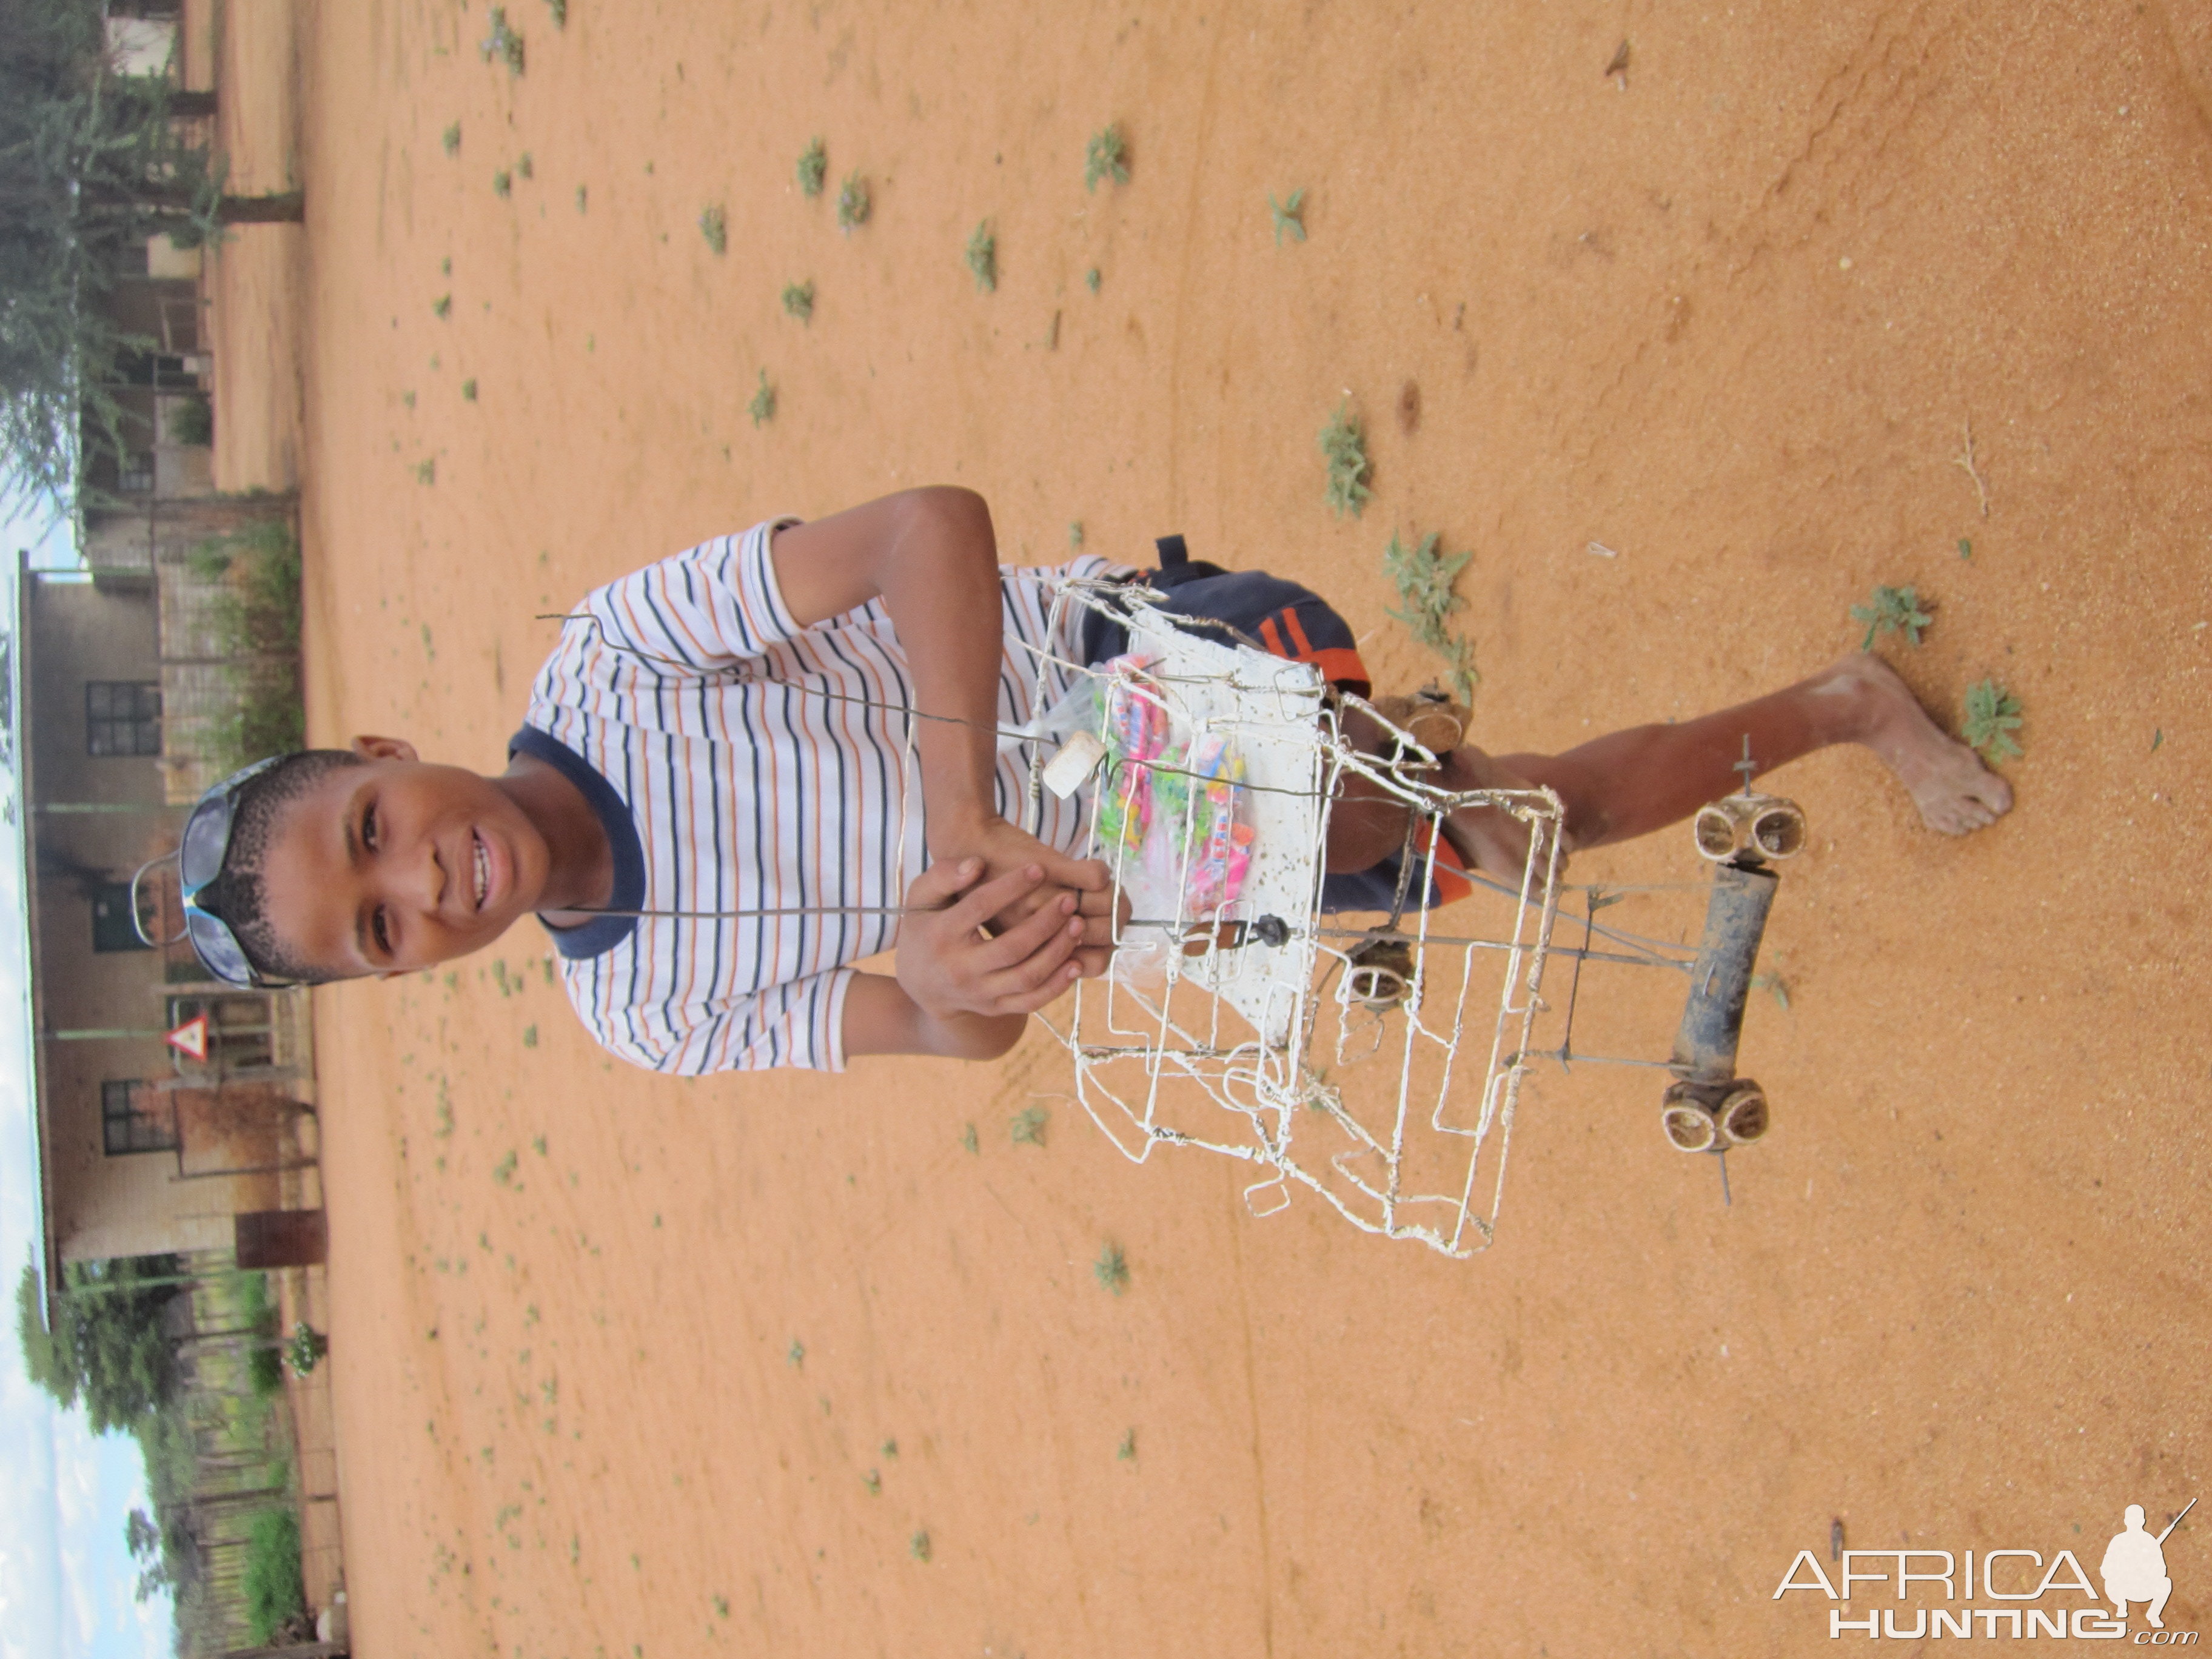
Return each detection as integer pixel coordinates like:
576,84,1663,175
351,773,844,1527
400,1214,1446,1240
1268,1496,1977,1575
769,488,1114,962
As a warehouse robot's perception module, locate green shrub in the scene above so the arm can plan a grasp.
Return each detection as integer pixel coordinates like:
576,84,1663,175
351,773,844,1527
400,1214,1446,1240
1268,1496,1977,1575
190,520,306,774
168,397,213,446
1085,124,1130,190
246,1346,285,1397
796,137,827,198
1319,402,1372,517
242,1509,306,1642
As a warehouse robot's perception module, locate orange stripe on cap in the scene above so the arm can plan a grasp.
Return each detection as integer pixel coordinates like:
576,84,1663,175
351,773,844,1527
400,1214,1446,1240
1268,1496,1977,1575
1254,608,1369,692
1309,647,1369,690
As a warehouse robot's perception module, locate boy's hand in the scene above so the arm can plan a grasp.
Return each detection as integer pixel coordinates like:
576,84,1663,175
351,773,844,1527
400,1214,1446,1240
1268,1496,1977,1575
896,857,1090,1022
931,814,1122,974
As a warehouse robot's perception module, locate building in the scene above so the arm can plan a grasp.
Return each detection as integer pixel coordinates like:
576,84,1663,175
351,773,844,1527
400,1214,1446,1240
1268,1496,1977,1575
16,552,315,1292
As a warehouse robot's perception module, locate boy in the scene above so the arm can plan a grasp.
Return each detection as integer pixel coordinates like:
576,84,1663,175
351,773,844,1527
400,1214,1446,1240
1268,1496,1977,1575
170,487,2010,1072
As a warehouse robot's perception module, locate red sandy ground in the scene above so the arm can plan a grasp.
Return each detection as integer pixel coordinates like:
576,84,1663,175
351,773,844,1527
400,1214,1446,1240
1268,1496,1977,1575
211,4,2208,1654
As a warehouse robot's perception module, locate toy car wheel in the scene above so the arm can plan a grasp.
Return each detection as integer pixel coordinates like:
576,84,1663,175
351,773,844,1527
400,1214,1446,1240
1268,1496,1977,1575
1716,1081,1770,1145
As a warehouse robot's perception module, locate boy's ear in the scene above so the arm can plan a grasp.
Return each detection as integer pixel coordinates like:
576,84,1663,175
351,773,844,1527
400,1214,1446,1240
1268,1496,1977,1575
350,734,420,764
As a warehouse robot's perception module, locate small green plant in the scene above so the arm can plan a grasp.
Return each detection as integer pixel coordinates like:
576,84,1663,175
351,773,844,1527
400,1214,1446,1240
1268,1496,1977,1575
1849,583,1932,651
415,458,437,485
965,219,997,292
748,370,776,427
836,170,871,231
518,152,534,180
1116,1427,1137,1461
432,292,452,318
882,1439,899,1458
1382,529,1479,701
782,280,814,323
1750,971,1792,1010
787,1338,804,1367
243,1509,306,1643
247,1344,285,1396
492,1150,519,1187
1957,537,1973,560
442,122,461,156
1068,521,1084,549
493,169,512,196
1962,679,2023,763
440,256,451,275
283,1321,327,1378
909,1530,931,1563
1009,1105,1048,1147
699,204,727,254
480,7,525,75
167,395,213,445
574,184,588,212
796,137,828,197
1269,189,1307,244
1318,401,1372,517
545,0,567,24
1085,266,1101,293
521,1024,538,1047
1085,124,1130,190
861,1469,881,1495
461,378,478,401
1094,1243,1130,1296
959,1122,978,1155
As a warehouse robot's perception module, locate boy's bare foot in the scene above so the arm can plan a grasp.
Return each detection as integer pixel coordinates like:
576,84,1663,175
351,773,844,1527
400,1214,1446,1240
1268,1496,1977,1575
1823,654,2014,835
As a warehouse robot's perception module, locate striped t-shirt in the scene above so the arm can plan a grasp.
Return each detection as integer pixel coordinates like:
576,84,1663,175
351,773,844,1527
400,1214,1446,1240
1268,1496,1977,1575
520,518,1124,1074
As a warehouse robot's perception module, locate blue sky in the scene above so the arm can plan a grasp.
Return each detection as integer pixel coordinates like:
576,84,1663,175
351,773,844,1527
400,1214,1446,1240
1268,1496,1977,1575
2,489,175,1659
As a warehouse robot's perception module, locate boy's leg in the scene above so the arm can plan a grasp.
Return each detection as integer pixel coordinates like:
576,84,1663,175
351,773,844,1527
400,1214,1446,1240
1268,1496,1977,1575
1485,652,2010,852
1330,654,2012,880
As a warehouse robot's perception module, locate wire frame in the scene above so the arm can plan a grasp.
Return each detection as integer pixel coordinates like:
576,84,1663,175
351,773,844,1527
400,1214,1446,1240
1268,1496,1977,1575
1024,583,1567,1258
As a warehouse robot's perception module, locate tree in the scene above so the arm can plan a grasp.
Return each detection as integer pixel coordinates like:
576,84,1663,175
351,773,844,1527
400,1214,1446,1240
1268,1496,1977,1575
124,1505,174,1603
14,1256,186,1433
0,0,300,515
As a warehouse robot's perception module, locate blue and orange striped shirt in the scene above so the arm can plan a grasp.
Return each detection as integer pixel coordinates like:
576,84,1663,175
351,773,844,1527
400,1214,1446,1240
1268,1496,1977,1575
520,518,1123,1073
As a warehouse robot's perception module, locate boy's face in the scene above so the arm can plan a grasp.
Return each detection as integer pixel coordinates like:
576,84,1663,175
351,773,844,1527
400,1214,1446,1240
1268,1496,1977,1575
257,737,552,979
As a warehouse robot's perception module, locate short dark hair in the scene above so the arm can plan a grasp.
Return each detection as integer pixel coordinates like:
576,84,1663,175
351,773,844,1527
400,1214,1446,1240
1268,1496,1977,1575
193,749,363,982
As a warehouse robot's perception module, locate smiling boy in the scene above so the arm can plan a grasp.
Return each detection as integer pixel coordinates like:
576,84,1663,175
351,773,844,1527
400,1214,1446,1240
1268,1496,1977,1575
170,486,2011,1073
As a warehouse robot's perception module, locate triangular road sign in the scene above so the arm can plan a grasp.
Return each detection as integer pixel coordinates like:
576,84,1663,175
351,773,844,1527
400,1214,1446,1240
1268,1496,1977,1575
164,1014,209,1062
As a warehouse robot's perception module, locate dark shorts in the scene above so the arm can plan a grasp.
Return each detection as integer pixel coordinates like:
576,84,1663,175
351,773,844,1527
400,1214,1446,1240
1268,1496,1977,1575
1079,536,1472,917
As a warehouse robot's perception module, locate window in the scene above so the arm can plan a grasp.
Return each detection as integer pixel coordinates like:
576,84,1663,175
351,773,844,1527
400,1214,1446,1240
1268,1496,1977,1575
86,681,162,757
101,1080,175,1156
91,882,152,953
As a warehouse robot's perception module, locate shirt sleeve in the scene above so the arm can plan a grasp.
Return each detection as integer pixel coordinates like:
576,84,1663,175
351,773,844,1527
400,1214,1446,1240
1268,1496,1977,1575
525,517,809,736
571,515,807,674
573,963,857,1075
